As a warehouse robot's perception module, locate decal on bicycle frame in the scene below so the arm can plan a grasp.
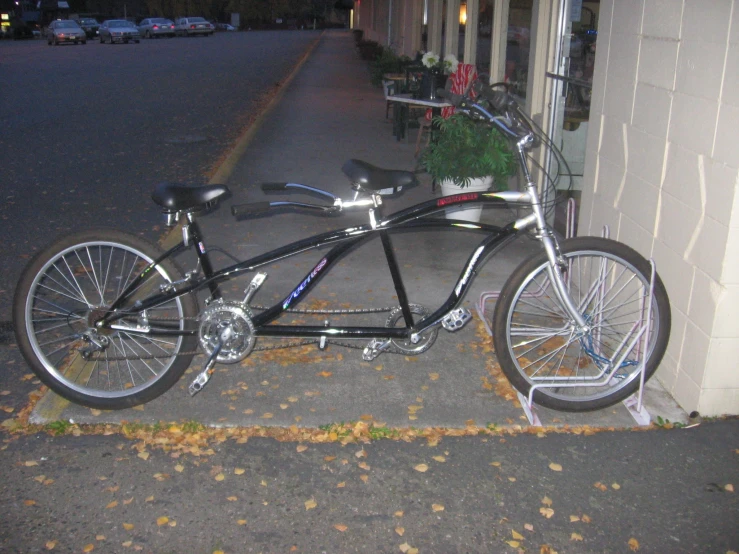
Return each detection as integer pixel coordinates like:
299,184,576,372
282,257,328,310
437,192,479,207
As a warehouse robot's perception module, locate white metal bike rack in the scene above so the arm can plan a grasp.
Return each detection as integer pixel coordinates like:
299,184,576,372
476,201,655,427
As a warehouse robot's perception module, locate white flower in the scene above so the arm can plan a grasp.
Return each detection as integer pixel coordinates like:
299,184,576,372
421,51,440,69
443,54,459,74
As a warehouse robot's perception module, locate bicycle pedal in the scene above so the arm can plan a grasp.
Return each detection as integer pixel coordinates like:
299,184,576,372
441,308,472,332
362,339,391,361
188,369,213,396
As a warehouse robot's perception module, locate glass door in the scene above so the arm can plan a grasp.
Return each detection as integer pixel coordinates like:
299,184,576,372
546,0,599,231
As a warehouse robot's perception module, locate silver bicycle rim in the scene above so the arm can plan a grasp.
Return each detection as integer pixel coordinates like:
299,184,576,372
24,241,186,399
504,249,661,403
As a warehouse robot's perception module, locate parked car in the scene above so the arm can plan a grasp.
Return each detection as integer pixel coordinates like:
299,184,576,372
46,20,87,45
214,23,236,31
98,20,141,44
77,18,100,39
138,18,175,38
174,17,214,37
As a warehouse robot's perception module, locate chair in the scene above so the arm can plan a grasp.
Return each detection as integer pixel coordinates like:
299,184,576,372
382,79,396,119
415,63,479,157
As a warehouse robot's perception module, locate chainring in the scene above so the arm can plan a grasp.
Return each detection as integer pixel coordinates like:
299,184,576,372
198,300,255,363
385,304,438,355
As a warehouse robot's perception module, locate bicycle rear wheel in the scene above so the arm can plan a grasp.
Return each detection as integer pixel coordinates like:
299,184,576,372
13,229,199,409
492,237,670,412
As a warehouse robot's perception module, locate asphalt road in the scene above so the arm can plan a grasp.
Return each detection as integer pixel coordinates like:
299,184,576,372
0,31,320,324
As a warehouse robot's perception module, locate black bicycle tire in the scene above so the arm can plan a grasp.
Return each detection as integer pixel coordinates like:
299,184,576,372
492,237,671,412
13,228,199,409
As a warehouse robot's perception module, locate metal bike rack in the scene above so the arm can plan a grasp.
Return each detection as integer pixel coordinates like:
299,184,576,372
475,201,655,427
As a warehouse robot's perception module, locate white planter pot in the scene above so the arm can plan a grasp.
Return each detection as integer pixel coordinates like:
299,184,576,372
439,176,494,222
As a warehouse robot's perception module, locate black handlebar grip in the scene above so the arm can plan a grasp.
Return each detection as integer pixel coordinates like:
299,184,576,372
261,182,288,191
231,202,271,217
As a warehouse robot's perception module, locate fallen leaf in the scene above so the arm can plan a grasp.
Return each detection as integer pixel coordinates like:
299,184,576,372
571,532,583,541
582,514,592,523
137,452,149,461
541,496,552,506
24,461,39,467
106,501,118,509
296,445,308,453
725,484,734,493
237,519,247,525
490,461,501,467
123,498,133,505
214,473,225,481
145,496,154,503
168,520,177,527
337,482,346,488
611,483,621,490
570,515,580,522
594,481,607,491
234,468,245,475
316,371,332,378
355,449,367,458
324,456,336,462
524,523,534,531
227,496,237,502
432,456,446,463
358,462,370,470
121,541,132,547
95,535,105,541
360,475,369,483
334,524,348,532
429,373,439,381
506,541,520,548
431,503,444,512
156,516,169,526
260,480,267,487
394,511,404,517
395,527,405,536
549,463,563,472
304,498,317,510
174,464,184,473
260,413,273,419
508,477,516,482
122,523,134,531
539,507,554,519
628,538,640,551
83,545,94,553
511,530,524,540
45,540,57,550
414,463,429,473
24,500,37,506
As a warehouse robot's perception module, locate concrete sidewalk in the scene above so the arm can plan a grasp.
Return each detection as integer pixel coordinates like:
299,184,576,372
31,30,686,430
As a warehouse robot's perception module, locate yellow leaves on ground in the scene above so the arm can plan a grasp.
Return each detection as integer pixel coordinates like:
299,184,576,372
137,451,149,461
105,501,118,509
23,500,37,506
395,527,405,536
122,523,134,531
724,483,734,492
153,473,170,482
214,473,225,481
336,482,346,488
156,516,169,526
333,524,348,532
511,530,524,540
399,543,419,554
234,468,245,475
304,498,317,510
394,511,404,517
174,464,184,473
24,461,39,467
316,371,332,378
628,538,640,551
570,515,580,522
145,496,154,503
549,462,563,472
540,496,554,518
360,475,369,483
296,445,308,453
413,464,429,473
432,456,446,463
82,544,94,552
358,461,370,470
431,503,444,512
593,482,608,491
45,540,57,550
237,519,247,525
571,532,583,541
227,496,238,502
428,373,439,381
612,483,621,490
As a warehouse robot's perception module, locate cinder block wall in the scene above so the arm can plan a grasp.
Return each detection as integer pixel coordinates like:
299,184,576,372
579,0,739,415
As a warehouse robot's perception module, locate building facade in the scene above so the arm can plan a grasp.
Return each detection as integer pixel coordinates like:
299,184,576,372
353,0,738,417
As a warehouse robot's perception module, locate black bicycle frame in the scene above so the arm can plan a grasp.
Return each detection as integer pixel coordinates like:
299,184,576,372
101,191,526,341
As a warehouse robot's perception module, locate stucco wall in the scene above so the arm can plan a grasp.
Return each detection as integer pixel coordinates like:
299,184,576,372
579,0,739,415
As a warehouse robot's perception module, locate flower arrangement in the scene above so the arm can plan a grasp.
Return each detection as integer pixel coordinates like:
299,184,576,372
420,51,459,74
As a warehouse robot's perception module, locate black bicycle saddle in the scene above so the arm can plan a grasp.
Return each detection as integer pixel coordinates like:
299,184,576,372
152,183,230,211
341,159,418,193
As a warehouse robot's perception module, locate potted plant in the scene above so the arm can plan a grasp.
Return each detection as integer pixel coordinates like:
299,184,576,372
419,52,458,99
420,113,517,221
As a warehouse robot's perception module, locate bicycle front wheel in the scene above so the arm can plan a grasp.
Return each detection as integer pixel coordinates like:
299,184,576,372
493,237,671,412
13,229,199,409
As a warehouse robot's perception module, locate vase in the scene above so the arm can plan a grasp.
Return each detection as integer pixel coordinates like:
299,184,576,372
439,176,494,222
420,70,447,100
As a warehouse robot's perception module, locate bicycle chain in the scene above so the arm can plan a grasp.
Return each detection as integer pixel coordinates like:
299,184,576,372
87,303,409,361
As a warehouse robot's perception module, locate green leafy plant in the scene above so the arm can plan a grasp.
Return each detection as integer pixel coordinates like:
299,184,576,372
369,48,413,87
420,113,516,188
46,420,72,435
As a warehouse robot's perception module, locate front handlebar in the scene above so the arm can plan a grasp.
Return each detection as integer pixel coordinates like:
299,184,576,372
436,84,538,148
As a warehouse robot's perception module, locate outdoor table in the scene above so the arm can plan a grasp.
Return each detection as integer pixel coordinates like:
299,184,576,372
387,94,452,141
